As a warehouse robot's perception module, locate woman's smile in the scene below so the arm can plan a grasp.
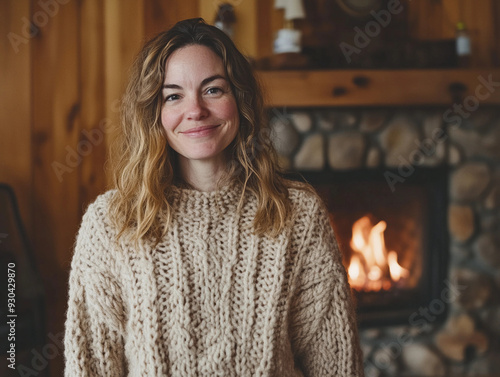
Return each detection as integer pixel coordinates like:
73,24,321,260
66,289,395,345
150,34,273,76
180,124,221,137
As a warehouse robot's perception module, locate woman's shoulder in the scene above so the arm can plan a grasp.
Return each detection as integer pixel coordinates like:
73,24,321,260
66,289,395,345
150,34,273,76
71,190,123,268
88,189,117,210
82,189,116,220
77,189,118,241
284,179,324,211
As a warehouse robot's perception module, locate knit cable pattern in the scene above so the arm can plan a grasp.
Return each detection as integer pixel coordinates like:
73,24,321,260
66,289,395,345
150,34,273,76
64,184,364,377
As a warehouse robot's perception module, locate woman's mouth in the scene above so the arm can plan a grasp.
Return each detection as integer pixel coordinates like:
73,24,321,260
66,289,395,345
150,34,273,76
181,124,220,137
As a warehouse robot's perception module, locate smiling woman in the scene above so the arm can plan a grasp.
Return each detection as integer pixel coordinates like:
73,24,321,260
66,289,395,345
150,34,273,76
161,45,240,185
63,18,364,377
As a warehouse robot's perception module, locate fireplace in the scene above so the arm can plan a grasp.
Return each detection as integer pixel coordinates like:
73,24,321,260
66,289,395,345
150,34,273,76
272,106,500,375
292,168,449,327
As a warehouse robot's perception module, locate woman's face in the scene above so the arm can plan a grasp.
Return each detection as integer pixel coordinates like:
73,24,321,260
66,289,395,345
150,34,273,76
161,44,239,166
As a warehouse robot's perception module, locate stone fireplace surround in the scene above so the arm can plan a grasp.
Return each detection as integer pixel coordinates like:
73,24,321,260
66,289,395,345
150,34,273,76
269,106,500,376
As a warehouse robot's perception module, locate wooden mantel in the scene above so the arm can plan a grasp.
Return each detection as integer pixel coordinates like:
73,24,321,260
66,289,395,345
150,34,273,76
256,69,500,107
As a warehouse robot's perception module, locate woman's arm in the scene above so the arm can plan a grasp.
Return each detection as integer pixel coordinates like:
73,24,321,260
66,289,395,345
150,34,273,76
290,197,364,377
64,199,127,377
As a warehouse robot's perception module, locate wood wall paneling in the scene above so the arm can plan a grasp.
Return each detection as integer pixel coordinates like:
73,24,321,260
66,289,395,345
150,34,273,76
144,0,199,40
0,0,33,237
256,0,284,58
104,0,145,187
407,0,497,67
0,1,34,376
81,0,107,206
31,0,81,375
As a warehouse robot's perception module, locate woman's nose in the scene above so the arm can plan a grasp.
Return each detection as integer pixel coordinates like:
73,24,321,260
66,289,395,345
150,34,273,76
186,95,208,120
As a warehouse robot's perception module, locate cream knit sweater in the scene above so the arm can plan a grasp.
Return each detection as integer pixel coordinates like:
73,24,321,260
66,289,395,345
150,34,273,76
64,183,364,376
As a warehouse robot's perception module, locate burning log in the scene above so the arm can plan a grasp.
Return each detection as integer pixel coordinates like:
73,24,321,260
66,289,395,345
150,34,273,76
347,215,409,291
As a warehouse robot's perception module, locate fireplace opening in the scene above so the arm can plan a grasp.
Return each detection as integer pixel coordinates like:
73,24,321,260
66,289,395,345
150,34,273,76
290,168,449,327
343,214,417,293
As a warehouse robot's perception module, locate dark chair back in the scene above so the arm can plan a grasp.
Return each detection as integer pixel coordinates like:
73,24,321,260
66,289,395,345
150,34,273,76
0,184,46,376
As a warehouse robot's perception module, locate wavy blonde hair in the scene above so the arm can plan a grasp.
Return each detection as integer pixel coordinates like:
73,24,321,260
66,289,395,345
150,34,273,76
109,18,301,245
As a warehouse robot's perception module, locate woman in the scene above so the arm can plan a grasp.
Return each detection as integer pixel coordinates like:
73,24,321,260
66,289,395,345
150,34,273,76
64,18,363,377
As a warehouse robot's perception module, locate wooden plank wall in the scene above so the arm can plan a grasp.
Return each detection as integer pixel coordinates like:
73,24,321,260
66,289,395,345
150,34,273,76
0,1,199,375
0,0,32,236
0,1,498,376
407,0,498,67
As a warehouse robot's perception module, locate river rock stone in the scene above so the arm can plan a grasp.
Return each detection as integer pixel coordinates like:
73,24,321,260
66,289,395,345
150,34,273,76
336,111,358,128
484,186,500,209
361,329,382,340
318,111,336,131
452,268,492,310
463,108,498,130
361,343,374,359
360,110,389,132
372,347,399,376
379,116,421,167
480,213,499,232
294,134,324,170
423,112,443,138
474,232,500,269
467,353,500,377
366,147,382,167
450,244,472,263
448,204,475,242
479,307,500,335
448,123,500,159
364,363,382,377
270,115,300,157
328,133,366,169
435,313,488,362
290,111,313,133
402,344,446,377
450,163,491,201
448,143,463,165
421,141,446,166
277,155,291,170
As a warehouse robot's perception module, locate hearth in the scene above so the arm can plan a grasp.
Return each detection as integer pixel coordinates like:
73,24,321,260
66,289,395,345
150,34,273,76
290,167,449,327
274,106,500,374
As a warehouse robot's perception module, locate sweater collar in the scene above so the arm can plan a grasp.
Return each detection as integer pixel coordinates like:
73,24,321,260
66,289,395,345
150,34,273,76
170,181,244,216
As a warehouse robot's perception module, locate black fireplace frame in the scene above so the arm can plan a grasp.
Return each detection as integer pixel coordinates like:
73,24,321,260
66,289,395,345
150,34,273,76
287,167,449,328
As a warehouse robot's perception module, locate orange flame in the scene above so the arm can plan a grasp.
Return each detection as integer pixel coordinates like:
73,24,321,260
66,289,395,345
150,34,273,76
348,216,409,291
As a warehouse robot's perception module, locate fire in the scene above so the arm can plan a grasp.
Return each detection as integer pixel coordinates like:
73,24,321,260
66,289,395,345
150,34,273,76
348,216,409,291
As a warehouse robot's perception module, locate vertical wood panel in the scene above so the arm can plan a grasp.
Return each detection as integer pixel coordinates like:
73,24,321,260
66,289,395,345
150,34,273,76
80,0,107,205
463,0,496,68
0,0,33,237
144,0,198,40
232,0,258,56
31,0,81,375
256,0,282,58
104,0,145,187
0,5,34,376
407,0,497,67
199,0,221,29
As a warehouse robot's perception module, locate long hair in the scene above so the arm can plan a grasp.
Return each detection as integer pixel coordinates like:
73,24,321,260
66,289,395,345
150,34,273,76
108,18,298,245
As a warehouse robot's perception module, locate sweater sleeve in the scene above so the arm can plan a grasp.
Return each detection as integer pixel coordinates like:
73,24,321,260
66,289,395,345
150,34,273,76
290,196,364,377
64,197,127,377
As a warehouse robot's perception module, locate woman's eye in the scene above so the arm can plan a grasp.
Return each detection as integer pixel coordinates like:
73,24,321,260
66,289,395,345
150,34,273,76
206,87,222,95
165,94,180,102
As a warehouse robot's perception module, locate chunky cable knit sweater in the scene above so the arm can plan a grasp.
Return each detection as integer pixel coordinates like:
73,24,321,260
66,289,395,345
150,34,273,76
64,183,363,376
